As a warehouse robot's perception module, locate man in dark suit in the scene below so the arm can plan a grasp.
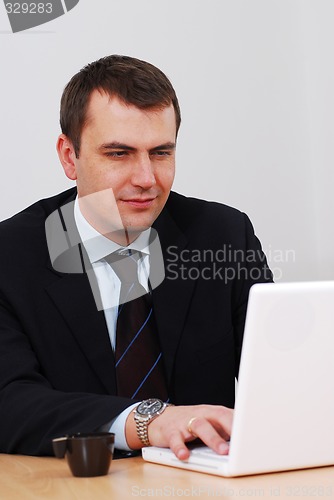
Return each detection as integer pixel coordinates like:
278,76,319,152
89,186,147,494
0,55,272,458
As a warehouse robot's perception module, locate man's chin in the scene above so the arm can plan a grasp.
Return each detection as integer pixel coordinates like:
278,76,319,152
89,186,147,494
103,224,150,245
125,224,150,238
121,214,157,234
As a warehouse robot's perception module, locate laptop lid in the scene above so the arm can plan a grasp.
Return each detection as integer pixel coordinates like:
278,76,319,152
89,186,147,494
143,281,334,476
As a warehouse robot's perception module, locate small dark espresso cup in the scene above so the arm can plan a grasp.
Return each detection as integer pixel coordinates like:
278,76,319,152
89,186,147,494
52,432,115,477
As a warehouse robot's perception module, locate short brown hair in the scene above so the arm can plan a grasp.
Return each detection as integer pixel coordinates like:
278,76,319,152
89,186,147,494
60,55,181,157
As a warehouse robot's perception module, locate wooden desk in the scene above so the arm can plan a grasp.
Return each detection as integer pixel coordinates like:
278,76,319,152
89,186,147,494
0,454,333,500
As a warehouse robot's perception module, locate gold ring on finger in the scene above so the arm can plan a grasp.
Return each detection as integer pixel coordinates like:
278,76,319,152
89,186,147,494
187,417,199,437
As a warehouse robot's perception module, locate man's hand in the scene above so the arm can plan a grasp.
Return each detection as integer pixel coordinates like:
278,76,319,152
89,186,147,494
126,404,233,460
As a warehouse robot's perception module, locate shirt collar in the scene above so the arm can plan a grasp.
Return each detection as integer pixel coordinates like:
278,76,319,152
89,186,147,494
74,197,151,264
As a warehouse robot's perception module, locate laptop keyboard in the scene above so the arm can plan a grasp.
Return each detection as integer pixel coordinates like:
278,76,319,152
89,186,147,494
190,445,229,461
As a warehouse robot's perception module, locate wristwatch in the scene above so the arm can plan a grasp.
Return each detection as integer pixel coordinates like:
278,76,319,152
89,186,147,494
133,398,170,447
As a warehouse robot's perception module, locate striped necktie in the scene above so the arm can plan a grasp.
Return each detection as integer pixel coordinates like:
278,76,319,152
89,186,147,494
107,250,168,401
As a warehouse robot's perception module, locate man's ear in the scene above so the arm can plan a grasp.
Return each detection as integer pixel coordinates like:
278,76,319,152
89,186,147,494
56,134,78,180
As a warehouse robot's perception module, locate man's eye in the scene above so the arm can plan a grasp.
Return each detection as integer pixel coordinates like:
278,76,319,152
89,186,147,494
105,151,128,158
151,151,171,157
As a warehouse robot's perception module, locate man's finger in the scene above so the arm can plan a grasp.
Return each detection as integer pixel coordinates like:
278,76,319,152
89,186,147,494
169,431,191,461
188,416,229,455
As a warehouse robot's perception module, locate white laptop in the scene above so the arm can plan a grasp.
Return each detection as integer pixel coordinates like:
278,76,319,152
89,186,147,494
142,281,334,476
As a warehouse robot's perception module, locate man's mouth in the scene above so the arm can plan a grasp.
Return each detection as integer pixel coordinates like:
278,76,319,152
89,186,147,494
121,197,156,208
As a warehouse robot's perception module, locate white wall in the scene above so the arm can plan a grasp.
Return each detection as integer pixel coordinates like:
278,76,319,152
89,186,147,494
0,0,333,282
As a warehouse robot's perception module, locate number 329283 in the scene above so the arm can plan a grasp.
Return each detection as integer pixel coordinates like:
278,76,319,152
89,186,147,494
5,3,53,14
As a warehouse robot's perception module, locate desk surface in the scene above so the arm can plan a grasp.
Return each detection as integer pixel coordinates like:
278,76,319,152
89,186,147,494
0,454,333,500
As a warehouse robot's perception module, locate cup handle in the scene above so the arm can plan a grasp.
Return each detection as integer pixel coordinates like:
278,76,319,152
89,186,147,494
52,437,68,458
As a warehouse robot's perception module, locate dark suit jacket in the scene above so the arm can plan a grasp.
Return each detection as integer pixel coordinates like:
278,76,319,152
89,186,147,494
0,188,272,455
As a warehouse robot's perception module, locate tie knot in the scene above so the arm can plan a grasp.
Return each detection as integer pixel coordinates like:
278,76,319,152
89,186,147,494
106,250,141,285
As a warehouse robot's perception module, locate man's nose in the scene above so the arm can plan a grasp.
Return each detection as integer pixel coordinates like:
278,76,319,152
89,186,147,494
131,156,156,189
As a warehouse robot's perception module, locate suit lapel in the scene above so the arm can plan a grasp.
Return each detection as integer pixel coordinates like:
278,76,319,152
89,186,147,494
152,205,199,384
45,198,117,395
45,273,116,394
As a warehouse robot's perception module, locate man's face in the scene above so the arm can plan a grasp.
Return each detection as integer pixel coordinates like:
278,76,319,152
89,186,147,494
60,91,176,242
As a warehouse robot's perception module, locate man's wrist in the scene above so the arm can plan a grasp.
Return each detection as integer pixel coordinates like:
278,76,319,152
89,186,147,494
132,399,172,447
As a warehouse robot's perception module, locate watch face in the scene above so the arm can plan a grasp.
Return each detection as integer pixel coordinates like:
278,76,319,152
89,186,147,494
137,399,163,415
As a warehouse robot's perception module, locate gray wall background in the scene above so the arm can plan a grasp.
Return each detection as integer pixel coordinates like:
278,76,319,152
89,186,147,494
0,0,333,282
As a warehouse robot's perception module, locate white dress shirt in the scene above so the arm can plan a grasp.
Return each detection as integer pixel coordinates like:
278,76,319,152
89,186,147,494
74,198,151,450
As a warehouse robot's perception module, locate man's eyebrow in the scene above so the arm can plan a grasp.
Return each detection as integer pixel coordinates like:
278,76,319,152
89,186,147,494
150,142,176,152
98,141,176,152
99,142,136,151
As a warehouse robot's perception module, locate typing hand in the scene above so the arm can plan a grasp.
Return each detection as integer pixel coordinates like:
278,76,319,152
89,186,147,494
147,404,233,461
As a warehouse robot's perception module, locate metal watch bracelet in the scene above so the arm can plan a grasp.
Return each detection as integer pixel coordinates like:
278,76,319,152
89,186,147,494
135,418,151,447
134,401,173,447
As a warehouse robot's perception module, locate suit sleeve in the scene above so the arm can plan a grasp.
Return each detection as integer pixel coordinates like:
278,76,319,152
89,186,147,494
231,213,273,375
